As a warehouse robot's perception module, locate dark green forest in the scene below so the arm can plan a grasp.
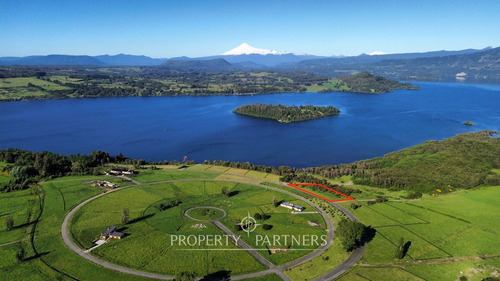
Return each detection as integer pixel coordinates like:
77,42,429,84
0,149,133,192
233,104,340,123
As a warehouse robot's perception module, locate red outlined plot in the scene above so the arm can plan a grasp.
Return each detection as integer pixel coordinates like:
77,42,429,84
287,183,354,203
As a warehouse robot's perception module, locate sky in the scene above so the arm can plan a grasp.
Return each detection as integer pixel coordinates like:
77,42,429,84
1,0,500,58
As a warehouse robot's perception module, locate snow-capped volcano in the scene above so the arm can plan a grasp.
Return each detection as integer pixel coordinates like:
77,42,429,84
367,51,387,56
222,43,290,56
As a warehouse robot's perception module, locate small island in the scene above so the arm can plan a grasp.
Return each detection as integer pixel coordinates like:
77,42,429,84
319,72,420,94
233,103,340,123
464,121,475,126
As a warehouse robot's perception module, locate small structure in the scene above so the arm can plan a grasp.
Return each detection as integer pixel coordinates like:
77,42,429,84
106,169,135,176
100,226,124,240
280,202,305,212
269,247,291,254
92,181,118,189
308,221,320,227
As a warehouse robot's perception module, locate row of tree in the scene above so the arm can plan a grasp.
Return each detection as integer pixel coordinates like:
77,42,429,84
0,148,130,192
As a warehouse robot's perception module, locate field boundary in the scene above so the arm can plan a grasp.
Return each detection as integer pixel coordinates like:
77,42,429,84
287,183,354,203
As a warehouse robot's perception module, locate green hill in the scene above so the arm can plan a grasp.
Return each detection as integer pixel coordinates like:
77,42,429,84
306,131,500,192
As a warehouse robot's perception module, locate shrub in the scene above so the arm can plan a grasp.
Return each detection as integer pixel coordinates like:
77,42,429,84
405,191,423,199
254,213,262,220
485,174,500,185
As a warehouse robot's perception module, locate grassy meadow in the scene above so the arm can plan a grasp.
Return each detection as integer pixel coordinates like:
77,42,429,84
70,179,327,274
337,185,500,281
1,161,499,281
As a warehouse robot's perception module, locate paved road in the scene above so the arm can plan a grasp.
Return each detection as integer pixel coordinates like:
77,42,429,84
60,178,364,281
61,189,173,280
316,245,365,281
118,175,142,185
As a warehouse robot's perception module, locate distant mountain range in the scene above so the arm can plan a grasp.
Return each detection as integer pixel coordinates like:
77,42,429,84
0,54,166,66
290,47,500,82
1,44,499,82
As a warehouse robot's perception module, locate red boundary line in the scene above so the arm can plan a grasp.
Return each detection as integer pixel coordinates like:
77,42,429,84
287,183,354,203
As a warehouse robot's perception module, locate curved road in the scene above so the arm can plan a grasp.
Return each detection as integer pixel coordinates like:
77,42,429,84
61,178,364,280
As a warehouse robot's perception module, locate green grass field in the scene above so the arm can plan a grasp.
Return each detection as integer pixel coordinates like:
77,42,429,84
339,185,500,281
0,77,71,101
128,169,218,183
70,179,328,275
1,163,499,281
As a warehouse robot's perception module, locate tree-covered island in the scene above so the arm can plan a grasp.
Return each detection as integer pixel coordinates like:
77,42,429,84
233,103,340,123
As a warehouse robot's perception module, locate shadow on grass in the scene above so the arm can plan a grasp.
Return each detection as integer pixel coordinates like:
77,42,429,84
403,241,412,258
23,251,50,262
12,221,36,230
200,270,231,281
126,213,154,225
228,190,240,197
361,225,377,245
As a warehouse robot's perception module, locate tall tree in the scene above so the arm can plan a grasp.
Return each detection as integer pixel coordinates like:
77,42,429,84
395,237,405,259
335,219,375,252
221,186,229,197
6,216,14,231
16,246,25,263
121,208,130,224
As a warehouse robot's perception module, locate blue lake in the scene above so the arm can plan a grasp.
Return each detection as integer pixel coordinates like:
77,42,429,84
0,82,499,167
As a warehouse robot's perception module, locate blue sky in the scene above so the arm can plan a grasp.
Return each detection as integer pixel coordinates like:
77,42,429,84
1,0,499,58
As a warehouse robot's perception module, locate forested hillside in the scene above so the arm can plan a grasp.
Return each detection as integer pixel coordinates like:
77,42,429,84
336,72,419,93
304,131,500,192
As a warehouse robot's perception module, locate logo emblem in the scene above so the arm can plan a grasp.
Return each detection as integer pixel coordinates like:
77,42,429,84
238,212,261,236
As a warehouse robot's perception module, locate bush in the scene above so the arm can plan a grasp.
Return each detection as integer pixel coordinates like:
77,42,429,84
485,174,500,185
254,213,262,220
405,191,423,199
234,221,242,231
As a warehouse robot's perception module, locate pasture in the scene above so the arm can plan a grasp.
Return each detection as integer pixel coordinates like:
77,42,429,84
339,185,500,281
1,163,498,281
69,179,328,276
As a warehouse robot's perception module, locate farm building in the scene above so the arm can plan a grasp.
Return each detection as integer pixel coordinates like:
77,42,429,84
100,226,124,240
92,181,117,189
280,202,305,212
106,169,136,176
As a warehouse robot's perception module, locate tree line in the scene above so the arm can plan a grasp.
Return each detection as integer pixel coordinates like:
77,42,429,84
0,148,131,192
